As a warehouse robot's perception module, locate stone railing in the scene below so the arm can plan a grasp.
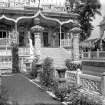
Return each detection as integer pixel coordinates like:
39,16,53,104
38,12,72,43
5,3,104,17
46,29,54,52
0,1,66,12
0,62,12,70
0,49,11,56
82,51,105,60
60,39,72,47
18,47,30,56
0,38,11,46
42,5,66,12
0,1,24,8
0,55,12,70
0,47,30,56
65,70,104,95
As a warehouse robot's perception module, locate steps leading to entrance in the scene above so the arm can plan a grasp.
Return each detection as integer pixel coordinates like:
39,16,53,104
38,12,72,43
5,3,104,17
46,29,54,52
40,48,72,69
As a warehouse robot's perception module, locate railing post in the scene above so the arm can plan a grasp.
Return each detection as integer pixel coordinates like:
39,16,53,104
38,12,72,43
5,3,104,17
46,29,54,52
88,51,91,59
97,49,99,59
77,69,82,86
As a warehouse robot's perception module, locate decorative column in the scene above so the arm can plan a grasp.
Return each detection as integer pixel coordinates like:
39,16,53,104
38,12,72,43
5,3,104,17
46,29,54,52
71,27,81,62
31,18,44,57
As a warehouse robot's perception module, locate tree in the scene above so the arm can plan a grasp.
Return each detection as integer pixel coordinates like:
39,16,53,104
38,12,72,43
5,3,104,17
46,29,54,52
11,43,19,73
66,0,101,41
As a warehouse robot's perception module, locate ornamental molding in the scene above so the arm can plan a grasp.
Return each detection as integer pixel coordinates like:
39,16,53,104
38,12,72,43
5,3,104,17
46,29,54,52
0,10,75,26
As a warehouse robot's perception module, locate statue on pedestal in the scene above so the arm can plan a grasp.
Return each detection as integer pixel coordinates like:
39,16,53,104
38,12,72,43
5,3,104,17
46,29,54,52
28,31,34,60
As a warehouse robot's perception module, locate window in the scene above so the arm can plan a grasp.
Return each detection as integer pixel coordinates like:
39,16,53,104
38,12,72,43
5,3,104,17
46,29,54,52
0,31,7,38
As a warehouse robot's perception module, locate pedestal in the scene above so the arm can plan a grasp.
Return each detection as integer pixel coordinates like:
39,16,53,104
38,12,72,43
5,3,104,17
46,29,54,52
34,32,41,56
71,27,81,62
31,18,44,57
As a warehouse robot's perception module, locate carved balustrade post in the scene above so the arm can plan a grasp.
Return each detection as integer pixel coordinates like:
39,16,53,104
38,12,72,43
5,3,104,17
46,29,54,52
88,51,91,59
70,27,81,61
97,49,99,59
77,69,82,86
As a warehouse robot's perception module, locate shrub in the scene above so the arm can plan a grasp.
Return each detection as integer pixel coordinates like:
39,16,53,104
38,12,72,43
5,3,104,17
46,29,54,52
11,43,19,73
40,57,54,88
53,83,102,105
66,85,102,105
53,81,67,102
65,59,81,71
30,58,39,79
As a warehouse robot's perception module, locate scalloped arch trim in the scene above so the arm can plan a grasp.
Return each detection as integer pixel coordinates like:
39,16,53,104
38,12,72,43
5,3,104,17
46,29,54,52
0,11,74,26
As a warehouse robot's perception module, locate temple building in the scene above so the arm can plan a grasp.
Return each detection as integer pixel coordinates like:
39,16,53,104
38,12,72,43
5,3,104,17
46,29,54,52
0,0,80,73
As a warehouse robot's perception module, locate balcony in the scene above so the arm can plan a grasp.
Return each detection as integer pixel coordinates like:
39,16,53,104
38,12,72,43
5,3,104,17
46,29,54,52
60,39,72,48
18,47,31,56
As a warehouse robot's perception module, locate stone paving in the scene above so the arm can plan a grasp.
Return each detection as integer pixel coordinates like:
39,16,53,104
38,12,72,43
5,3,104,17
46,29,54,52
2,74,62,105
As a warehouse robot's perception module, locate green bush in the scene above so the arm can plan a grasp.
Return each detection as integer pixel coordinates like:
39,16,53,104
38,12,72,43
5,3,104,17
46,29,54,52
40,57,54,88
53,83,102,105
66,85,102,105
53,81,67,102
65,59,81,71
30,58,39,79
82,61,105,67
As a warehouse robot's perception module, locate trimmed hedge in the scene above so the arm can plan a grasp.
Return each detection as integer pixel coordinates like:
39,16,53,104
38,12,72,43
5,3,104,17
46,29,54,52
65,59,81,71
82,61,105,67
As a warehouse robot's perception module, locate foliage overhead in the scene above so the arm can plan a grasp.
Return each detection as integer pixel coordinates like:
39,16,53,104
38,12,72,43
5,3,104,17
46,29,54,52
67,0,101,41
77,0,101,41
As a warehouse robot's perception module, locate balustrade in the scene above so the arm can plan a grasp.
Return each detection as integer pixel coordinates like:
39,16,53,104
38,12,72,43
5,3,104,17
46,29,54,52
65,70,102,95
42,5,66,12
0,1,24,8
82,51,105,60
0,1,66,12
0,38,11,46
60,39,72,47
18,47,30,56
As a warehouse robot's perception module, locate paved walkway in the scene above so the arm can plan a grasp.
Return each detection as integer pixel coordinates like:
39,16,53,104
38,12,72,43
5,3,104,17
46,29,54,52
2,74,62,105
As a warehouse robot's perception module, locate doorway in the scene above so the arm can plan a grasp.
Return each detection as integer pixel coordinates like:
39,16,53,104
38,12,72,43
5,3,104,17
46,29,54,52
43,32,49,47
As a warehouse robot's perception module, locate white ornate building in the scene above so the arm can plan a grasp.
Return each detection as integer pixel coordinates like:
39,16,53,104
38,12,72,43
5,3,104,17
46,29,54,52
0,0,80,72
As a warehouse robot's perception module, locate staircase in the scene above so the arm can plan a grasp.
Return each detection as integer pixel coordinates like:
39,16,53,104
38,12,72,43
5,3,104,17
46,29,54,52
40,48,72,69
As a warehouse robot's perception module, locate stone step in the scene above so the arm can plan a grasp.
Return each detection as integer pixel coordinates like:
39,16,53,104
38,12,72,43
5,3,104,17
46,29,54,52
40,48,72,68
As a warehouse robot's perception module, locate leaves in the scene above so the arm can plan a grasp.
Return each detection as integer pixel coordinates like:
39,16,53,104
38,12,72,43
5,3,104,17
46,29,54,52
65,59,81,71
40,57,54,88
71,0,101,41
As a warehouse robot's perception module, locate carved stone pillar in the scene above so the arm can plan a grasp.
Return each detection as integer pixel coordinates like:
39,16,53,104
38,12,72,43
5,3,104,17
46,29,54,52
71,27,81,61
31,18,44,57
